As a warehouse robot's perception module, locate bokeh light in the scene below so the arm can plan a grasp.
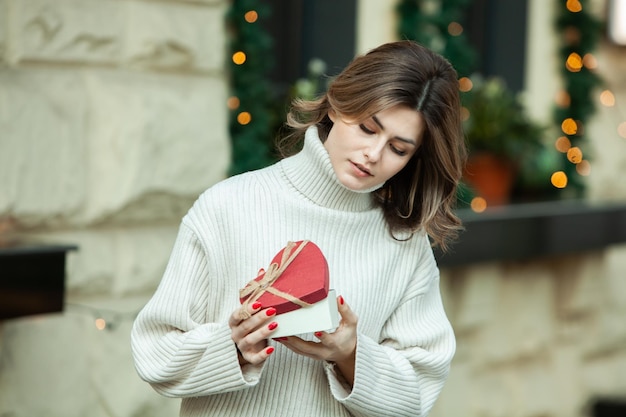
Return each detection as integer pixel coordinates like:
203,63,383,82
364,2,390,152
567,146,583,164
555,136,571,152
566,0,583,13
227,96,240,110
237,111,252,125
244,10,258,23
551,171,568,188
95,318,106,330
448,22,463,36
600,90,616,107
583,53,598,69
561,118,578,135
459,77,473,92
618,122,626,139
566,52,583,72
232,51,247,65
576,160,591,176
470,197,487,213
555,90,571,108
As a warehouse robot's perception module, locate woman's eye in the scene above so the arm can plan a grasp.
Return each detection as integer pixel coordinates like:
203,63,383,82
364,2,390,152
359,124,375,134
391,145,407,156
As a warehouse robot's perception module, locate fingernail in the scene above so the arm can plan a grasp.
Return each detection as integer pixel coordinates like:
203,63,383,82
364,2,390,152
266,346,275,355
339,295,344,305
272,337,288,341
314,332,322,338
268,322,278,331
252,302,262,310
266,307,277,316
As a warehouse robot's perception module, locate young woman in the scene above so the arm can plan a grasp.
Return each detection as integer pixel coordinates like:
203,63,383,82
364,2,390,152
131,40,466,417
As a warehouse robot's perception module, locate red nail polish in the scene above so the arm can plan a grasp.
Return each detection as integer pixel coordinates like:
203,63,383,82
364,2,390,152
266,307,277,316
314,332,322,338
266,346,275,354
339,295,344,305
273,337,288,341
268,322,278,331
252,302,262,310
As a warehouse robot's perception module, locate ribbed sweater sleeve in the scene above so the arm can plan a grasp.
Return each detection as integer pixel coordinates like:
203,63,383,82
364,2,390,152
325,234,455,417
131,223,264,397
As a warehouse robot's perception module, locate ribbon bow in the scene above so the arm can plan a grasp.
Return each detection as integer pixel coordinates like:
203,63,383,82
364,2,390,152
239,241,313,320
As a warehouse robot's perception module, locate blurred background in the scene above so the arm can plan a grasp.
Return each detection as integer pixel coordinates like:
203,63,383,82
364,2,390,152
1,0,626,416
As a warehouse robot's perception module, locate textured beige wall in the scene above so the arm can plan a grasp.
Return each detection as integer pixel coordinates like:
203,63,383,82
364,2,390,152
0,0,229,416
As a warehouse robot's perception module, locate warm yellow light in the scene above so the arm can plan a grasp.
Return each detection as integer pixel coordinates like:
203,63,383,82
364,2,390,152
555,136,572,152
561,118,578,135
576,160,591,176
458,77,473,92
555,90,571,108
583,53,598,69
566,52,583,72
95,318,106,330
566,0,583,13
232,51,247,65
237,111,252,125
470,197,487,213
618,122,626,139
227,96,240,110
600,90,616,107
244,10,258,23
448,22,463,36
567,146,583,164
551,171,568,188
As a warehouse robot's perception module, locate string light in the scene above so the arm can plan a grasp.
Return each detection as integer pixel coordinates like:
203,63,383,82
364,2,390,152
566,52,583,72
561,118,578,135
618,122,626,139
227,96,240,110
232,51,246,65
600,90,616,107
551,171,568,188
244,10,258,23
576,160,591,176
566,0,583,13
66,303,138,332
582,53,598,69
470,197,487,213
555,136,572,152
555,90,571,108
237,111,252,125
448,22,463,36
566,146,583,164
458,77,473,92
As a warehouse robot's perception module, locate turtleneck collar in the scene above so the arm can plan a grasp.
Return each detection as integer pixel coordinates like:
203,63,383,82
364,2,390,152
279,126,378,212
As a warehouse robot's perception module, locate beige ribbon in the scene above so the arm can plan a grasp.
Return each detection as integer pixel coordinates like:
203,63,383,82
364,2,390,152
239,241,313,320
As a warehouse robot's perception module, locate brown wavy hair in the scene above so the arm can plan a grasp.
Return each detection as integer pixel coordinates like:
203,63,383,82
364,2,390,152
278,40,466,251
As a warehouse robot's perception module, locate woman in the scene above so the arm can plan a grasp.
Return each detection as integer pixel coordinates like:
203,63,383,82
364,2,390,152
131,40,466,417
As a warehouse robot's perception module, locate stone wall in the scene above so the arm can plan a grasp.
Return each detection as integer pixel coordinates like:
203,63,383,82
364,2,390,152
0,0,229,416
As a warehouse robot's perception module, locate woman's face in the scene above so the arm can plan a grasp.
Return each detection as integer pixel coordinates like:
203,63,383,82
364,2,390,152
324,105,424,191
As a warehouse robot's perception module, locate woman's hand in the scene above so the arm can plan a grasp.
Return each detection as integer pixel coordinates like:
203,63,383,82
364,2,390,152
229,270,279,366
276,295,358,386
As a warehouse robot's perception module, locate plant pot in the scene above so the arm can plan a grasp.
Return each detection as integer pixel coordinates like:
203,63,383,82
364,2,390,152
463,152,516,207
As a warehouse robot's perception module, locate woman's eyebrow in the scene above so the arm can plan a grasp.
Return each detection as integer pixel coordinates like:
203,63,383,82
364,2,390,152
372,115,418,146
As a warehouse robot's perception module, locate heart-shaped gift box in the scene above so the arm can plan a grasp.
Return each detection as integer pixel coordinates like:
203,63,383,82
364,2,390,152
239,240,329,315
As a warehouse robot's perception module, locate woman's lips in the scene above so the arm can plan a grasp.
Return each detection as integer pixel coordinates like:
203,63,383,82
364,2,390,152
351,161,372,177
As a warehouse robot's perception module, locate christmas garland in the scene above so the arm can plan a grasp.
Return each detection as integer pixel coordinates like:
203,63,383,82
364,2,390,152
225,0,278,175
552,0,602,195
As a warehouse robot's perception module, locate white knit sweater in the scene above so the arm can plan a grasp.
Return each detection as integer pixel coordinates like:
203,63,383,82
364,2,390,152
131,127,456,417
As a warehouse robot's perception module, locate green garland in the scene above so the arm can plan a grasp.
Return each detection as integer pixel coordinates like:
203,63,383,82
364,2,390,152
553,0,603,196
226,0,277,176
396,0,477,77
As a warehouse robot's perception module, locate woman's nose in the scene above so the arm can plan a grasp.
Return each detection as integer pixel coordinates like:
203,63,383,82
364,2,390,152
364,140,384,162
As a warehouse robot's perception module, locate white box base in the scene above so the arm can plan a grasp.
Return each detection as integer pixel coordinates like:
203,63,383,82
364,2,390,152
271,289,340,338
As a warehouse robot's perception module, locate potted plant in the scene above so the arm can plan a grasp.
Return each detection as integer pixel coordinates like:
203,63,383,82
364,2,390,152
461,76,546,206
